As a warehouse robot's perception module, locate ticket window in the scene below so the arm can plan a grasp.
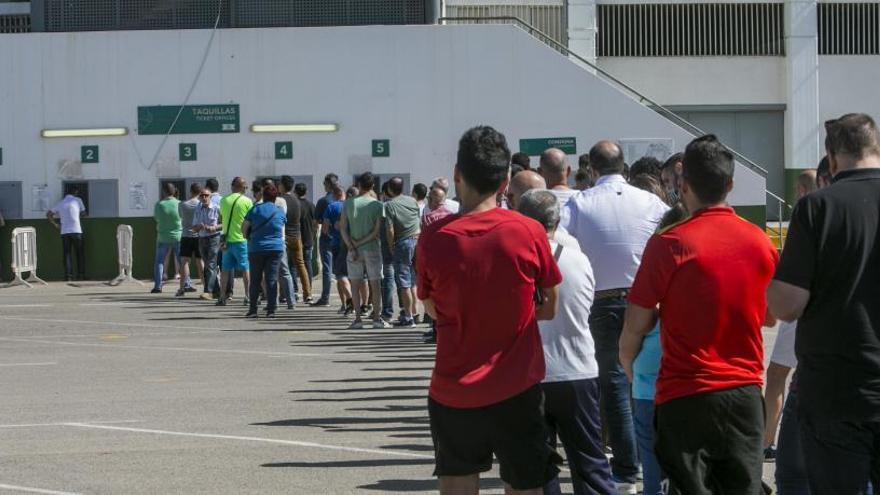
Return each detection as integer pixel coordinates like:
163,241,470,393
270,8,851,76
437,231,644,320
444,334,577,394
63,179,118,218
350,173,411,197
256,175,314,202
159,178,216,200
0,181,22,220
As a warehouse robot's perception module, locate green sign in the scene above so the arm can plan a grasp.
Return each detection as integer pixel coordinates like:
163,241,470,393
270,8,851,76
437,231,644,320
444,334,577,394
519,137,577,156
275,141,293,160
81,145,99,163
372,139,390,158
0,148,3,165
137,104,240,135
179,143,197,161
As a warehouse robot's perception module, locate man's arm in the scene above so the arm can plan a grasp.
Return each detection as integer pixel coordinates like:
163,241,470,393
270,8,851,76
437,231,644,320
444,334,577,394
535,285,559,321
46,210,59,229
385,221,395,251
619,303,657,383
339,211,354,250
767,280,811,322
353,219,382,249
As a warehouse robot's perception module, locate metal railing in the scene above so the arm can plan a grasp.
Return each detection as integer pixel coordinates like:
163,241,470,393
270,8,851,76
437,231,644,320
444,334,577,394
439,15,791,245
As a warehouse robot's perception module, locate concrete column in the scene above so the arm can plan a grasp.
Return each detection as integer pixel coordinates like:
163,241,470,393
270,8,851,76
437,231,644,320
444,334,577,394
567,0,597,68
784,0,821,211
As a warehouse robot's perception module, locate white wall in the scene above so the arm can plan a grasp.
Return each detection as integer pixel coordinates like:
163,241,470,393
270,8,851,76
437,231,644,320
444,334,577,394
0,24,766,218
818,56,880,123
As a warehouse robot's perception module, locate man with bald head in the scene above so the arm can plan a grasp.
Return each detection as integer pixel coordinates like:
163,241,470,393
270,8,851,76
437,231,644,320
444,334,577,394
506,170,546,210
539,148,577,207
561,140,668,493
423,177,460,218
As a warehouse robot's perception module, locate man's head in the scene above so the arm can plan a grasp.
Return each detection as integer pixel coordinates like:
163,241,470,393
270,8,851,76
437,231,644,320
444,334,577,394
323,173,339,193
629,174,667,204
428,187,447,210
589,140,626,177
511,152,531,171
661,152,684,196
346,186,360,198
357,172,376,192
294,182,307,198
205,178,219,193
331,184,345,200
816,156,832,189
578,153,590,170
189,182,202,199
454,126,511,198
824,113,880,175
231,176,247,193
574,168,592,190
796,169,818,199
431,177,451,193
251,180,262,199
198,188,212,206
162,182,177,199
629,156,662,181
538,148,570,188
507,170,546,210
280,175,295,193
681,135,735,211
262,184,279,204
517,189,560,235
412,183,428,202
387,176,405,198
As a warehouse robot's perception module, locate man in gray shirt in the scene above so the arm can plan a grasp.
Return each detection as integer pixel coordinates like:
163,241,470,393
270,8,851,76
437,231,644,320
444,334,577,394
384,176,421,327
176,183,202,297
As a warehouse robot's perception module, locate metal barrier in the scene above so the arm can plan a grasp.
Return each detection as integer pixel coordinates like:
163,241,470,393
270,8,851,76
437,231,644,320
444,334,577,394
109,225,144,286
5,227,48,288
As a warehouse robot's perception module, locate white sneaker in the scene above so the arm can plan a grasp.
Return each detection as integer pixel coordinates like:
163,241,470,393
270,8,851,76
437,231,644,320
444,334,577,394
373,319,392,329
348,320,364,330
614,482,637,495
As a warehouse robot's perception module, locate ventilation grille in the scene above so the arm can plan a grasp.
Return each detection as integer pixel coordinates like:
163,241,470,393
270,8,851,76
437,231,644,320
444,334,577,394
445,3,568,48
0,14,30,33
819,3,880,55
597,3,785,57
235,0,426,28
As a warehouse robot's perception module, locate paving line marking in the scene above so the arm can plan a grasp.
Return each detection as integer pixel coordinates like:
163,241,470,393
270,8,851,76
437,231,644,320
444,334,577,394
0,316,247,333
0,305,53,308
0,362,56,367
0,420,140,429
3,330,219,340
64,423,434,459
0,337,324,358
0,483,80,495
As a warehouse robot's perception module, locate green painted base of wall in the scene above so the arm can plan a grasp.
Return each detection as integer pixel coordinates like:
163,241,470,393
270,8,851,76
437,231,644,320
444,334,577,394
733,205,767,228
0,218,157,282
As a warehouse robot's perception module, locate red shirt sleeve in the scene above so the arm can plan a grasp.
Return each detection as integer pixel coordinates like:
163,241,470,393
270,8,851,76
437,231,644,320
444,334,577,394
416,233,433,301
629,233,679,309
533,225,562,288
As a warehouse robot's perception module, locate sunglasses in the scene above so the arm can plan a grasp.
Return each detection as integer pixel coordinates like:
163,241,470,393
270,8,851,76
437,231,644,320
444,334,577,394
199,194,210,198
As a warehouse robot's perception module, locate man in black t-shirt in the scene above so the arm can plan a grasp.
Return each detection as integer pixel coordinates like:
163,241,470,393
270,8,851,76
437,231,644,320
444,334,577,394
768,113,880,494
296,183,317,304
280,176,311,303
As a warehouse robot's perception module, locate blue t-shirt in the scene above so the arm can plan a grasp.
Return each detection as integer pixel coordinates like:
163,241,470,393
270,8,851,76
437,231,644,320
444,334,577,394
632,324,662,401
244,202,285,253
323,200,344,249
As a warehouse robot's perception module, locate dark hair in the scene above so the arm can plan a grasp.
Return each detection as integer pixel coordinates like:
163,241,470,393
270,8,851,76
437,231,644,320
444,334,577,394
578,153,590,169
629,174,667,203
357,172,376,192
589,141,626,176
388,177,404,196
260,177,274,187
163,182,177,198
511,152,531,170
682,134,735,205
629,156,662,181
657,202,689,231
380,180,391,196
825,113,880,159
251,180,261,194
575,168,592,186
331,184,345,197
262,184,279,203
206,178,219,192
510,164,524,177
281,175,295,192
456,126,511,195
323,173,339,185
412,183,428,201
189,182,202,196
346,186,360,198
816,156,832,186
662,152,684,170
294,183,307,197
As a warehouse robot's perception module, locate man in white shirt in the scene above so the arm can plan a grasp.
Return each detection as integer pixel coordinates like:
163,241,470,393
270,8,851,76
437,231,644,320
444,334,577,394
518,189,614,495
421,177,460,218
560,140,668,492
47,188,87,281
539,148,578,207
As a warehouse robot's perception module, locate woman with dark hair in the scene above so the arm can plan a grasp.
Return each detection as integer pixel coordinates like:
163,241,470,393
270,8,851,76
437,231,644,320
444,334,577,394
242,184,286,318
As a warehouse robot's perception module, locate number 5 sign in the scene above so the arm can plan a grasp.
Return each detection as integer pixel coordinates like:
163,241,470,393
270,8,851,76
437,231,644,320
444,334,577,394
372,139,390,158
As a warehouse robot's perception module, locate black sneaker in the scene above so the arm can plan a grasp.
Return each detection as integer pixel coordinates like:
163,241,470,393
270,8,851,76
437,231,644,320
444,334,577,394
422,331,436,344
216,298,227,307
304,297,314,304
245,311,258,319
394,317,416,328
413,314,421,325
310,299,331,307
184,286,197,293
150,288,162,294
265,311,276,319
764,445,777,461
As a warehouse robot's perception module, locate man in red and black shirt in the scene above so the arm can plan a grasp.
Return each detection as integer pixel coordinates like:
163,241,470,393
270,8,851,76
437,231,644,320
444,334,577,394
417,126,563,495
619,135,778,494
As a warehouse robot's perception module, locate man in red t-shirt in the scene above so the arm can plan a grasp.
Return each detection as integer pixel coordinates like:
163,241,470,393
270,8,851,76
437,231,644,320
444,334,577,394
417,126,563,494
619,134,778,494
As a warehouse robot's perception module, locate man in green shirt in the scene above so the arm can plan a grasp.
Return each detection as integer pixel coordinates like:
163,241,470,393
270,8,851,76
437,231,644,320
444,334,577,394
152,182,182,293
384,176,421,327
341,172,389,329
217,176,254,306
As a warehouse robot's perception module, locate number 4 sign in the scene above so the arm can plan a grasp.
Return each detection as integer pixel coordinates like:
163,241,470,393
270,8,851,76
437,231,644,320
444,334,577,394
275,141,293,160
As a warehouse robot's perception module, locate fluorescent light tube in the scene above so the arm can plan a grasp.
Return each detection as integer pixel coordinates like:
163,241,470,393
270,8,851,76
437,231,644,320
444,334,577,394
41,128,129,138
250,124,339,133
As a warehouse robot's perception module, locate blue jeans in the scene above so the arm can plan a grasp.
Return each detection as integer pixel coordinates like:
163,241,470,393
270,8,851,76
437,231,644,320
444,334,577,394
777,386,810,495
278,244,295,307
589,297,639,483
392,237,417,289
153,241,181,290
199,235,221,295
248,251,282,313
303,245,314,280
381,262,396,318
318,238,333,302
634,399,663,495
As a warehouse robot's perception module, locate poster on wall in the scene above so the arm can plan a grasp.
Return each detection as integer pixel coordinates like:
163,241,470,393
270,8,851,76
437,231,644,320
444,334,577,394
129,183,147,211
31,184,50,212
619,138,675,162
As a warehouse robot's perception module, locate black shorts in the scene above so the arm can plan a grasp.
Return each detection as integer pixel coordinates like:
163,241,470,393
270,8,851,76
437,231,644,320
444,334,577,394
180,237,201,259
332,245,348,278
428,384,561,490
